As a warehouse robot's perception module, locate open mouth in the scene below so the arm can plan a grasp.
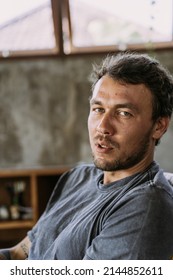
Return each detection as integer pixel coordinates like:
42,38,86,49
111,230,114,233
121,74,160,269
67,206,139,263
96,143,113,152
98,144,110,149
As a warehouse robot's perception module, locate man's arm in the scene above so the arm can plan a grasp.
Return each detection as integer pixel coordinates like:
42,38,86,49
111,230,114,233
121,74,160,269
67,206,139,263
0,236,31,260
0,249,11,260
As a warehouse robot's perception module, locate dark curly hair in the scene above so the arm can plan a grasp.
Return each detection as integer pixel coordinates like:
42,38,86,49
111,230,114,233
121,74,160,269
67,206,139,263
91,52,173,122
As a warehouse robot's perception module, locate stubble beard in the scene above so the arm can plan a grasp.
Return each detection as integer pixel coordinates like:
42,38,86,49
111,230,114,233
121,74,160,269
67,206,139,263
92,133,152,172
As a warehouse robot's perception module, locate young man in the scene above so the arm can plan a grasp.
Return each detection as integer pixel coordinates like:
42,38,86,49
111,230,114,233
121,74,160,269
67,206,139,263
1,52,173,260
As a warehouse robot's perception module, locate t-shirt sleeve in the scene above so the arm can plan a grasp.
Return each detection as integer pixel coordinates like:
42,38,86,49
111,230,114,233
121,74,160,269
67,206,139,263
83,189,173,260
27,169,72,243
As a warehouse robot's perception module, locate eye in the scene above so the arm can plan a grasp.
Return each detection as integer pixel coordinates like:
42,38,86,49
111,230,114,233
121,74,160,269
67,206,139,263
92,107,105,114
117,110,133,118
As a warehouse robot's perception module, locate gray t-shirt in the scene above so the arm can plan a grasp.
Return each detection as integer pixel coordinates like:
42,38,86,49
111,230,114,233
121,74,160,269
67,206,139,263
28,162,173,260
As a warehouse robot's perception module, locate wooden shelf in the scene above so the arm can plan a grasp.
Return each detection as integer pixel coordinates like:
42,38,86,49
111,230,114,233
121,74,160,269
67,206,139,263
0,220,34,230
0,166,69,177
0,166,70,248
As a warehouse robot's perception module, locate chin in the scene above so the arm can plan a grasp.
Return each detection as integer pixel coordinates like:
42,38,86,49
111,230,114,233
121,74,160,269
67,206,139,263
93,158,119,172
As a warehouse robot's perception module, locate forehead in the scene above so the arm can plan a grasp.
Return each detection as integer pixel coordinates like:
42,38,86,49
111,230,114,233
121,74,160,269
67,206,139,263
91,75,153,108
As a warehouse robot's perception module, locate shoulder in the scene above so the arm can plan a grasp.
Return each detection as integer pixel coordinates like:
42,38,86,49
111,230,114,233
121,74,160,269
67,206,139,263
163,172,173,185
119,165,173,204
130,169,173,210
153,169,173,197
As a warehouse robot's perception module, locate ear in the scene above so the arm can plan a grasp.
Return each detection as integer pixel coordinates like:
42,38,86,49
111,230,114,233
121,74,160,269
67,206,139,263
152,117,170,141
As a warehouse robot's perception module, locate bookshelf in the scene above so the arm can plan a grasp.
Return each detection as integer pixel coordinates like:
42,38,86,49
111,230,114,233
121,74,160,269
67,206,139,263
0,166,69,247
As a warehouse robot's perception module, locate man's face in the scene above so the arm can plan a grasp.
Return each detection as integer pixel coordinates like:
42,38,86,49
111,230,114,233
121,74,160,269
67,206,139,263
88,75,157,172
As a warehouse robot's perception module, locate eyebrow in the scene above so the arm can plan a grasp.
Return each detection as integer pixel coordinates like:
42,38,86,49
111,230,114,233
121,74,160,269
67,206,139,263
89,98,138,112
89,98,102,106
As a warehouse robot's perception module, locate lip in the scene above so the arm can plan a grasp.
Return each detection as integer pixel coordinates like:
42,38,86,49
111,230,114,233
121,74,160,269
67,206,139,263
95,142,114,153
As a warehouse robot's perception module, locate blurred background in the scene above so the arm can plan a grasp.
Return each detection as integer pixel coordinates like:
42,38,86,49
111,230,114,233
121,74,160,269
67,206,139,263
0,0,173,171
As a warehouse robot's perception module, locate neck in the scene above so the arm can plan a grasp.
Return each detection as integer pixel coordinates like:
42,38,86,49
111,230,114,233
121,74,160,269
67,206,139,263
103,159,154,185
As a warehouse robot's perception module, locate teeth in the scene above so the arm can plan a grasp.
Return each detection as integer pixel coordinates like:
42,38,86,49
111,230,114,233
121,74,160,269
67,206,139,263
97,143,111,149
100,145,108,148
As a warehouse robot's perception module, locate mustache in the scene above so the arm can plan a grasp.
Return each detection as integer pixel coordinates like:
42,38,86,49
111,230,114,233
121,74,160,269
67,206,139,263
94,134,120,148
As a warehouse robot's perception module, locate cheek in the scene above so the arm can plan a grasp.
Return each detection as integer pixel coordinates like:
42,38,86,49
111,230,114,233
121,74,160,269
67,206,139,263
119,125,147,143
87,116,93,139
88,115,95,133
87,116,91,132
88,117,98,148
124,125,153,146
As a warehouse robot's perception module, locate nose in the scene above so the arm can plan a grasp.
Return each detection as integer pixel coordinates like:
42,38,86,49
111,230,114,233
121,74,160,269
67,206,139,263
96,114,115,135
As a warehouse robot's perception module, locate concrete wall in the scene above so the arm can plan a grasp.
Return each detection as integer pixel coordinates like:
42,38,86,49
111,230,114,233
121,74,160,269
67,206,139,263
0,51,173,172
